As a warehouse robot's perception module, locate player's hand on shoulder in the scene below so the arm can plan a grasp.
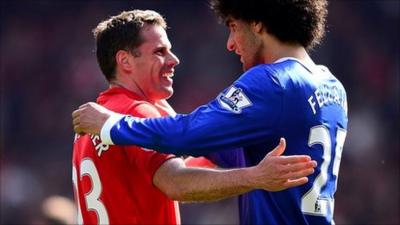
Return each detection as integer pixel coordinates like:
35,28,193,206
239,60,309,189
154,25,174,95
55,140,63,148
250,138,317,192
72,102,112,135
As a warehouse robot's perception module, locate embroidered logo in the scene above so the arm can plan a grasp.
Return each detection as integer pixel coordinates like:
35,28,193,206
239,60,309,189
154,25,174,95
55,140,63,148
218,86,252,113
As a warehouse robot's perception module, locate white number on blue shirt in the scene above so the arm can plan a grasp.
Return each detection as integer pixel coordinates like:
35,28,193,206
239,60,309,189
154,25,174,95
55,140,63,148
301,125,346,217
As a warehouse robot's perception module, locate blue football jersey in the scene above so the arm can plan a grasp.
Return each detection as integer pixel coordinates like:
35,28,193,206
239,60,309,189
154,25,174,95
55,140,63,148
102,58,348,225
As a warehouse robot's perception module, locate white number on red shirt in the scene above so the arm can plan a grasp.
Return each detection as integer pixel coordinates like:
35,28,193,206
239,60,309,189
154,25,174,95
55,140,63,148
72,159,109,224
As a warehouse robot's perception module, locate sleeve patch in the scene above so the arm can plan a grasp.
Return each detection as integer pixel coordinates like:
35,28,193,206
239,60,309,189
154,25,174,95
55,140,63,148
217,86,252,113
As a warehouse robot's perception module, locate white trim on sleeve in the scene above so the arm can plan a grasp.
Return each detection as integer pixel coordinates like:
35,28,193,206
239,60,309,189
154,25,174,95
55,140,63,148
100,113,124,145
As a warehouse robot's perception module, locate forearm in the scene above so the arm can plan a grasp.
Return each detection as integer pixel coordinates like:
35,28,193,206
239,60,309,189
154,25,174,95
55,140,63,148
154,139,317,202
171,167,254,202
154,158,256,202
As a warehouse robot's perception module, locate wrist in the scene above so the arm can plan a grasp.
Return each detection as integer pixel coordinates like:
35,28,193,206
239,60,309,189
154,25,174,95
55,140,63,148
100,113,124,145
241,166,260,190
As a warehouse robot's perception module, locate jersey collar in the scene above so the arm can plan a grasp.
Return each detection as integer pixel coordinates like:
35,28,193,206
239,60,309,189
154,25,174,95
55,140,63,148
274,57,316,73
274,57,331,76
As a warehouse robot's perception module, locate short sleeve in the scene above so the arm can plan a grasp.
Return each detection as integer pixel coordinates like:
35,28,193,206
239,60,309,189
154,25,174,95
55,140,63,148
123,103,176,185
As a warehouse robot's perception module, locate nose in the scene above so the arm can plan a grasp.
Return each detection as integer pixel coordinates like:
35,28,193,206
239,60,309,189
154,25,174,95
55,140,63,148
168,52,180,67
226,33,235,52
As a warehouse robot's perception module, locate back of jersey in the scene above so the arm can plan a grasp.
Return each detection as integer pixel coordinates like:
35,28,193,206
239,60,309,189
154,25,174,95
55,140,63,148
72,87,179,225
240,59,348,225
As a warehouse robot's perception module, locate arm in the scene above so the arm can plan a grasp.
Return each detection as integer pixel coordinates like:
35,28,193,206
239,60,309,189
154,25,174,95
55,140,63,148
153,138,317,202
72,67,283,156
75,100,275,156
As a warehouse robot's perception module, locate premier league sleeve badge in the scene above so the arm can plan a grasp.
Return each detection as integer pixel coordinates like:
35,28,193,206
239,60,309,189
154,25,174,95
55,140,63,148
217,86,252,113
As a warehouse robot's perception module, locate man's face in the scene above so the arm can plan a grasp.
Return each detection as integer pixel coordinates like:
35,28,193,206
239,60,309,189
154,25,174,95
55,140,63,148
226,18,262,71
130,24,179,101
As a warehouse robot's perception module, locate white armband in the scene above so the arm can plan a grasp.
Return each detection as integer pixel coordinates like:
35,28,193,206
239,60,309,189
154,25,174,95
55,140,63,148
100,113,124,145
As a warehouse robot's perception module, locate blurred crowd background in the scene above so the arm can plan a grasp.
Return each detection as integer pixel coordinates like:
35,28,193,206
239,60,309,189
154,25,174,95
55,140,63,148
1,0,399,224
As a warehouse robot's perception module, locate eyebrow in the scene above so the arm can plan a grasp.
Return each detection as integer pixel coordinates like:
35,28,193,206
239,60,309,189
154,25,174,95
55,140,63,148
154,46,166,51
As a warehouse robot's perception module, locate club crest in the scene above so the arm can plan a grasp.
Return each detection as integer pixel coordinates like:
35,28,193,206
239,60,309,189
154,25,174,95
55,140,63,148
218,86,252,113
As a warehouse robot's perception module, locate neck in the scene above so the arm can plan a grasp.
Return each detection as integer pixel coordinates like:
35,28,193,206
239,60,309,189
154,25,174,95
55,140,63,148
109,79,152,103
260,34,313,64
109,80,126,90
269,45,311,63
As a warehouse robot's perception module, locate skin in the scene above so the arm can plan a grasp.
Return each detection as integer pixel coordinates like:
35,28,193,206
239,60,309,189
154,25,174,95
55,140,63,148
156,138,316,201
112,24,179,104
72,22,318,200
226,18,264,71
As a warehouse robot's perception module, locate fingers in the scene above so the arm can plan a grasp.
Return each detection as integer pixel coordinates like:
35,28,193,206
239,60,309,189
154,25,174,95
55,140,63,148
264,176,310,192
280,167,315,180
79,102,93,109
267,138,286,157
266,138,311,164
73,116,79,126
73,115,83,134
72,109,81,120
279,160,317,174
276,155,312,164
282,177,309,189
72,105,87,134
72,109,80,132
72,102,107,135
72,116,84,133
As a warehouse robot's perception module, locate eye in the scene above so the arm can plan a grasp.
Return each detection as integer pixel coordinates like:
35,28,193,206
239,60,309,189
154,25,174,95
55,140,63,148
154,48,166,56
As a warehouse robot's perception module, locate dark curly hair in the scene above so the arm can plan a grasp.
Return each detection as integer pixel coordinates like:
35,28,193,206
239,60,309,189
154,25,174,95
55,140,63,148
93,10,167,81
210,0,327,50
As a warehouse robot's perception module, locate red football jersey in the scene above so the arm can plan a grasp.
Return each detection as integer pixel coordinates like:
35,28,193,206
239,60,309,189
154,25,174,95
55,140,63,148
72,87,180,225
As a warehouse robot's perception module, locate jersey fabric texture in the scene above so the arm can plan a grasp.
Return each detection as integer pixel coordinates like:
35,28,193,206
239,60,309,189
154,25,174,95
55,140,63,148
102,58,348,225
72,87,179,224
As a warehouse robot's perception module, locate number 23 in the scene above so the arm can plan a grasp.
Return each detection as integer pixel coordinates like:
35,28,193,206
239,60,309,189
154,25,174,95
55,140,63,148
72,159,109,224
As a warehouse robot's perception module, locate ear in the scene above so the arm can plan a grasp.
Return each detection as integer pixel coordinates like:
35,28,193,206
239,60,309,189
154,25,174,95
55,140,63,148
251,21,263,34
115,50,133,72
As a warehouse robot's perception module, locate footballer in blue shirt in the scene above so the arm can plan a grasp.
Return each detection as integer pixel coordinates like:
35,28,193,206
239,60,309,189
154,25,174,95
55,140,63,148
73,0,348,224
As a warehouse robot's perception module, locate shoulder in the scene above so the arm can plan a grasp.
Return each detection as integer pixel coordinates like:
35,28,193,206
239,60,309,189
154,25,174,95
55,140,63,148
216,64,286,114
129,102,162,118
100,92,161,118
234,64,284,95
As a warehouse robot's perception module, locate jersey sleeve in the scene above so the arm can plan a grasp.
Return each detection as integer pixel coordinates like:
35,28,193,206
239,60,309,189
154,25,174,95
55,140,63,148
123,103,176,185
124,145,175,185
101,65,284,156
184,156,217,168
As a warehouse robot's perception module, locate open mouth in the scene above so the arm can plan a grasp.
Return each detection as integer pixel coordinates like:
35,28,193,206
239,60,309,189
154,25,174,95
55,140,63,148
162,72,174,78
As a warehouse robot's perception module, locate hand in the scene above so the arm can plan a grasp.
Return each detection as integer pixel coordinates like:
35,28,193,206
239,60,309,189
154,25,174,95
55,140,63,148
249,138,317,192
72,102,112,135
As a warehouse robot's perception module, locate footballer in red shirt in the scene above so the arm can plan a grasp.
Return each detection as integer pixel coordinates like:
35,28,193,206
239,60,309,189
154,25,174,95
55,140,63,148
73,87,180,224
